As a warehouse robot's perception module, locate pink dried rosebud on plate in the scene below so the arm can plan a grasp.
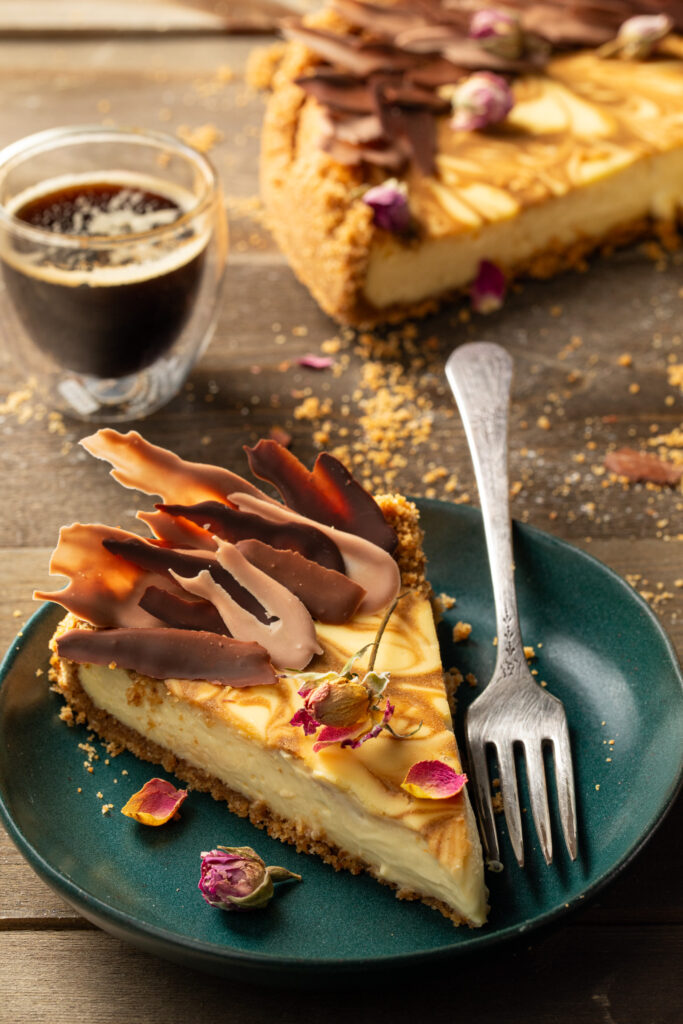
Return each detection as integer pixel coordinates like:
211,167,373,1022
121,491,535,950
120,777,187,826
198,845,301,912
362,179,411,233
451,71,514,132
470,259,506,314
469,8,523,60
600,14,673,59
401,760,468,800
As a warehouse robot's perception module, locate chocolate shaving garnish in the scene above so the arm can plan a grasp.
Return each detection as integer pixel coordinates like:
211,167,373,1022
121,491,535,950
81,429,269,507
282,0,683,174
139,586,231,635
157,500,346,574
57,627,277,688
102,537,271,623
236,538,366,624
171,540,323,671
245,440,398,553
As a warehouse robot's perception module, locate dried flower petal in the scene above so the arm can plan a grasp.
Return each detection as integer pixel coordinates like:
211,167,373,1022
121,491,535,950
604,447,683,485
469,9,524,60
297,354,335,370
313,723,365,752
401,760,468,799
199,845,300,912
121,777,188,826
470,259,506,313
451,71,513,132
599,14,673,59
290,706,320,735
362,178,411,233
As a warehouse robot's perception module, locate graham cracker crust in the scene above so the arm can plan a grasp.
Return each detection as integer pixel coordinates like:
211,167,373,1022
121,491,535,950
50,652,470,927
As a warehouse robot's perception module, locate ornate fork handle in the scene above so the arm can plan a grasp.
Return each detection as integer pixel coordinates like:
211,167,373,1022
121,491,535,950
445,343,528,680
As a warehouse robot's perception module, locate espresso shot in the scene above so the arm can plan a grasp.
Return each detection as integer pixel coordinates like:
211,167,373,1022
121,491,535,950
1,175,208,379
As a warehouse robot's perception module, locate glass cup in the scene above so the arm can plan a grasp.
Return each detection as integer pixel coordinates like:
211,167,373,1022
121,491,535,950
0,126,227,421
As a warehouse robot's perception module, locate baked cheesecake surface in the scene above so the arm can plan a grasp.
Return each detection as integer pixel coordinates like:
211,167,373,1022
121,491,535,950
260,2,683,324
40,431,487,926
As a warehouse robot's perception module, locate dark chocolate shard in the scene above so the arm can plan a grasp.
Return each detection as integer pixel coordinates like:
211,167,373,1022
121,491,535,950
236,538,366,625
157,501,346,574
139,586,231,635
102,537,271,623
245,440,398,554
57,627,277,688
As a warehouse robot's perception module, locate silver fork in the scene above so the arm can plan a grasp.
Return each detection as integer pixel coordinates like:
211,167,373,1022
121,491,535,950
446,342,578,868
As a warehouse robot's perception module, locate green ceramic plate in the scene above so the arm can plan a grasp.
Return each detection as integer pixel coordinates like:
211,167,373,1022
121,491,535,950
1,501,682,983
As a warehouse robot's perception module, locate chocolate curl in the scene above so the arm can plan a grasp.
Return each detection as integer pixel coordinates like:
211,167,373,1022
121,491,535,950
236,538,366,624
227,492,401,616
57,627,278,687
137,508,217,552
171,540,322,671
139,586,231,635
81,429,269,507
157,500,346,574
245,440,397,553
101,537,270,623
33,523,181,628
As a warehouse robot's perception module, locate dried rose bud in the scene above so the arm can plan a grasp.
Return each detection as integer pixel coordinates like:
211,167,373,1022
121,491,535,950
362,179,411,233
306,678,369,729
451,72,514,132
469,8,524,61
120,777,187,826
600,14,673,59
198,845,301,912
470,259,506,314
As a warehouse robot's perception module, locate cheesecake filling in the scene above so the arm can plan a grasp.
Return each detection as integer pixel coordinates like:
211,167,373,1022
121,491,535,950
364,148,683,310
75,660,487,926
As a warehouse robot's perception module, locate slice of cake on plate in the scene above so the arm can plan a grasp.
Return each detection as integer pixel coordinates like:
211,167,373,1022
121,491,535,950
259,0,683,324
37,430,488,927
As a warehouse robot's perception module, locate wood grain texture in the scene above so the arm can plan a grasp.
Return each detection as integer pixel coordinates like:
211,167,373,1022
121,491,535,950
0,26,681,1023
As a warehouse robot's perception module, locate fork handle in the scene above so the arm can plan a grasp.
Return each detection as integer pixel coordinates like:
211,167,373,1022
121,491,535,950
446,342,527,675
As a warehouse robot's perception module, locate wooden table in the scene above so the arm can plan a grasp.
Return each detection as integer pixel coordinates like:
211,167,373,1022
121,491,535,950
1,22,682,1024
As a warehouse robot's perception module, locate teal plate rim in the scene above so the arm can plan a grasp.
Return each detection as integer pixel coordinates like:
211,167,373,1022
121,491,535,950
1,499,682,980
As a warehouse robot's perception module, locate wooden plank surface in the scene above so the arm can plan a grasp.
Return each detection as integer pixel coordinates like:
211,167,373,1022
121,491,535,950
0,27,682,1024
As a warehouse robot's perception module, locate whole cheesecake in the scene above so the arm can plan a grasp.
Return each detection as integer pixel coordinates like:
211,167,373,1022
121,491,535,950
260,0,683,325
39,430,488,927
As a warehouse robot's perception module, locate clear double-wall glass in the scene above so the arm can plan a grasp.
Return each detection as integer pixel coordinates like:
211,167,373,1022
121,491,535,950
0,126,227,420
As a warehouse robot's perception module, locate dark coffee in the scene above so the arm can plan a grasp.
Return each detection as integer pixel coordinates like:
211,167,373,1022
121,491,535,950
1,177,206,378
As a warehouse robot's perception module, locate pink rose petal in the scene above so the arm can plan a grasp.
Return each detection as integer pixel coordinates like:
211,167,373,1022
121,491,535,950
470,259,506,314
401,760,468,799
290,706,320,736
313,723,364,752
121,777,188,826
297,355,334,370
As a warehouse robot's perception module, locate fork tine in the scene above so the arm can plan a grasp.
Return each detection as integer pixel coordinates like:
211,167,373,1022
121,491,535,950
552,718,578,861
524,742,553,865
497,743,525,867
465,730,500,864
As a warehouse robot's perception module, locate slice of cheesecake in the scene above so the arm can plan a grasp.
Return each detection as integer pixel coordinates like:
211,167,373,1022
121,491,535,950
260,1,683,325
40,431,488,927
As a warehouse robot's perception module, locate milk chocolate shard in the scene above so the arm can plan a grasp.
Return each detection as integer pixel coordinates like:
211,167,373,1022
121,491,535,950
158,500,346,574
101,537,270,623
245,440,398,553
33,523,184,628
138,586,231,635
57,627,276,687
227,492,401,614
81,429,270,506
236,538,366,624
170,540,323,670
